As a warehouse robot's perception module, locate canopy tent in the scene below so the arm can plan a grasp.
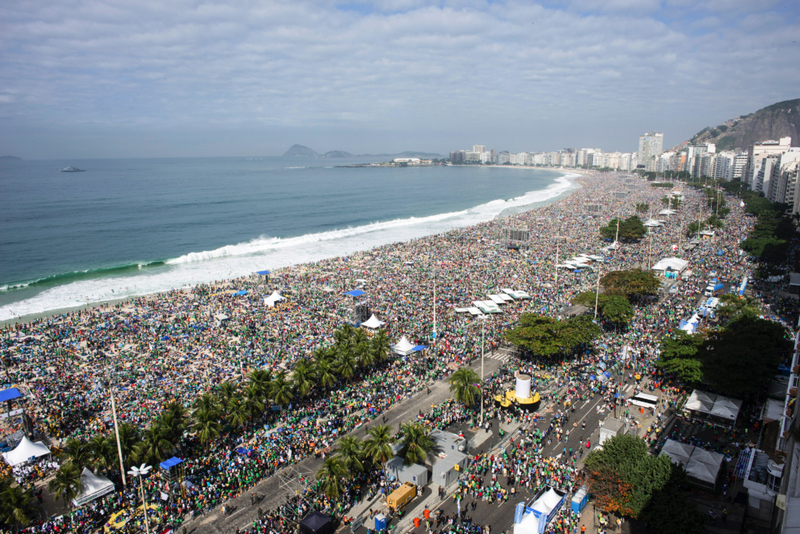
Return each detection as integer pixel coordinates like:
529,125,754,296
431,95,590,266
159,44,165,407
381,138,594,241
660,439,693,466
658,209,677,216
343,290,365,297
393,336,415,356
473,301,502,314
684,447,724,487
160,457,183,470
255,270,271,275
643,219,663,227
683,389,741,426
412,345,427,352
0,388,23,403
73,468,115,506
502,289,531,300
361,314,385,329
299,512,335,534
651,257,689,274
2,436,50,466
264,291,285,307
233,290,247,296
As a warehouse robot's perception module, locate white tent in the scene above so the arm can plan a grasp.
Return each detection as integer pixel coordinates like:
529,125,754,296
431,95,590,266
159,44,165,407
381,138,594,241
684,390,716,413
652,257,689,274
361,314,385,329
684,389,741,425
660,439,693,467
2,436,50,466
73,468,115,506
685,447,724,486
264,291,285,307
709,397,742,422
393,336,415,356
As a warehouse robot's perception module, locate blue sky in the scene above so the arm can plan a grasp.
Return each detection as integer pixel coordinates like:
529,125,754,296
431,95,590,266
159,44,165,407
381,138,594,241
1,0,798,158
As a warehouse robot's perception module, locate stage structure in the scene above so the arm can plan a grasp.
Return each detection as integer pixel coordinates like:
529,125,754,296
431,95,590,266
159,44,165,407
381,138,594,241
344,289,370,324
495,373,541,411
159,457,185,499
278,464,314,503
504,226,531,250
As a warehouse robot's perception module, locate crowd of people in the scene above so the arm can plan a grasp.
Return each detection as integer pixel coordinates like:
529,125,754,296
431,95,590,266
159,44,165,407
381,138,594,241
1,169,795,534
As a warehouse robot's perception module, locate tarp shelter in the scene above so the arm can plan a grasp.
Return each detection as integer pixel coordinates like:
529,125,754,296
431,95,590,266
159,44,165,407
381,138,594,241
361,314,385,329
412,345,427,353
73,468,115,506
264,291,285,307
233,290,247,296
256,270,271,276
160,457,183,470
651,257,689,274
299,512,335,534
0,388,23,403
393,336,415,356
2,436,50,466
344,290,365,297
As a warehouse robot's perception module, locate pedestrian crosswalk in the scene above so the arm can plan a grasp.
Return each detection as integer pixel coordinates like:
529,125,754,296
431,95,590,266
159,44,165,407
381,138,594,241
487,351,513,362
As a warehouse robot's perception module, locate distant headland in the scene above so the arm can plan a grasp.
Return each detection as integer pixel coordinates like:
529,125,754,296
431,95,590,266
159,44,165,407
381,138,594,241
282,144,442,160
0,155,22,160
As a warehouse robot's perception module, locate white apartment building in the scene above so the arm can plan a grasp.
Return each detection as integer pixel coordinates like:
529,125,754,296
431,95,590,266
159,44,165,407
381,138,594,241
748,137,792,188
638,132,664,171
473,145,486,154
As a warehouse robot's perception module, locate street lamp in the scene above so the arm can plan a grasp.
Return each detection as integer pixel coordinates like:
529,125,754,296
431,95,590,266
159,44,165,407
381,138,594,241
478,315,487,428
128,463,153,534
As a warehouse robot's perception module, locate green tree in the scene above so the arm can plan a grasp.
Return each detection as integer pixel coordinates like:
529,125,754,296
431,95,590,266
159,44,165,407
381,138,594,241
270,370,294,408
601,270,660,299
335,350,358,381
585,435,673,519
316,455,347,499
449,367,481,407
0,481,35,531
292,358,315,397
160,402,189,444
48,461,83,507
62,438,91,470
133,422,175,465
335,435,365,473
363,424,394,469
242,383,265,420
601,295,634,326
699,316,791,397
505,314,601,359
715,294,760,324
226,397,250,430
635,203,649,213
247,369,272,399
370,330,392,364
398,422,437,466
193,405,222,448
315,355,337,389
600,216,646,241
656,330,704,384
640,467,704,534
216,381,237,412
88,434,117,474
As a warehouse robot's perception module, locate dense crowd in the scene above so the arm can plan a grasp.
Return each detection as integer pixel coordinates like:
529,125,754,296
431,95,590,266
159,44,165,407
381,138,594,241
2,170,795,534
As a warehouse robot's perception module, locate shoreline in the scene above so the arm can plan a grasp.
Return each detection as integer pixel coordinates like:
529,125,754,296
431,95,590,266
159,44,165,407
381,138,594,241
0,170,586,326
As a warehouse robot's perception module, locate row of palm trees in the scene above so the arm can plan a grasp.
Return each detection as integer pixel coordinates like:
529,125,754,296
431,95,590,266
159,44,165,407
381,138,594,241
315,422,437,499
44,325,395,510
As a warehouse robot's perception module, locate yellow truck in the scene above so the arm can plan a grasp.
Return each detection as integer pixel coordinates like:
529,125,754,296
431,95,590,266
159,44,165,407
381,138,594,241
387,482,417,511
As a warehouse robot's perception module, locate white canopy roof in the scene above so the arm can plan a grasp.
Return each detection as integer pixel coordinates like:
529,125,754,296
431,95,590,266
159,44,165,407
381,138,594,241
685,448,724,486
660,439,693,466
709,397,742,421
393,336,415,355
659,209,677,215
684,389,741,423
685,390,716,413
264,291,285,307
652,257,689,273
73,467,115,506
361,314,385,329
2,436,50,466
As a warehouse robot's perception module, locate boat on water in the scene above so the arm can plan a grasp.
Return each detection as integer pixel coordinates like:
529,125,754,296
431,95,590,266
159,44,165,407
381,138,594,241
60,165,85,172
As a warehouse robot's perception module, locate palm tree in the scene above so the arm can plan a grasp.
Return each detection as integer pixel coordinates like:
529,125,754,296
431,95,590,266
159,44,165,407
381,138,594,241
363,424,393,469
0,481,35,531
88,434,117,474
398,422,437,466
243,383,265,420
62,438,91,469
315,357,337,389
193,406,222,448
226,397,250,430
449,367,481,407
292,358,314,397
635,202,649,214
315,455,347,499
370,330,391,364
217,381,237,411
48,461,83,507
160,404,188,445
133,422,175,465
270,370,294,408
336,350,358,381
335,435,364,473
333,324,356,347
193,392,218,414
247,369,272,399
113,423,141,474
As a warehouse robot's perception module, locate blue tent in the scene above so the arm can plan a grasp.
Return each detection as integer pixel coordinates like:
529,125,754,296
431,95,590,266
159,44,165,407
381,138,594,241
159,457,183,470
234,290,247,296
344,290,365,297
0,388,22,402
256,270,271,275
412,345,427,352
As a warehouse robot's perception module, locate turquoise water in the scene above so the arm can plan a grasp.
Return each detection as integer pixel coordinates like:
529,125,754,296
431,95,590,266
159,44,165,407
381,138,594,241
0,157,574,320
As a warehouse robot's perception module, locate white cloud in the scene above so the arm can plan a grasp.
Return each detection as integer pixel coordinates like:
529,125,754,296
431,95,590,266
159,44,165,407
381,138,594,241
0,0,798,157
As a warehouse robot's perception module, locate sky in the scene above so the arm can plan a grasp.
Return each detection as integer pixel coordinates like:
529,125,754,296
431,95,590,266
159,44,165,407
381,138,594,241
1,0,799,159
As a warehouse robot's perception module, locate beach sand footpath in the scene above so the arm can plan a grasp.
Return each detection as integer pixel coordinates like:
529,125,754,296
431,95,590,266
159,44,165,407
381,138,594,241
1,170,760,534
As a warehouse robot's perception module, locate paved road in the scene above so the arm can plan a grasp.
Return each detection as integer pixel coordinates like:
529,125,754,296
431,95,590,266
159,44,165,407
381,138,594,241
184,348,512,534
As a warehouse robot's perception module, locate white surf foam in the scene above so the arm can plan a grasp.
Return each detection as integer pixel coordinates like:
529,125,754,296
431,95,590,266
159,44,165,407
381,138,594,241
0,173,578,321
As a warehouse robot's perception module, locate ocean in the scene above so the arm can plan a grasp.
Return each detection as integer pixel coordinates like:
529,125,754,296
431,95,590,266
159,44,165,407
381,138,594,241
0,157,577,321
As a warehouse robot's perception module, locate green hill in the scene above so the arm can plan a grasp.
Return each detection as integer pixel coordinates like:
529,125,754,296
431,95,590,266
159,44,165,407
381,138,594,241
686,98,799,151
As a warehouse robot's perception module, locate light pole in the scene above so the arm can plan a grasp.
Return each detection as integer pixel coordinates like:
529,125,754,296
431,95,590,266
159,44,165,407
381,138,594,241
478,315,488,428
128,463,152,534
594,269,601,319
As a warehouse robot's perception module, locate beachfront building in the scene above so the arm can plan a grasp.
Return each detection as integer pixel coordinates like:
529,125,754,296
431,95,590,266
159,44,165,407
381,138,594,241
747,137,792,190
638,132,664,171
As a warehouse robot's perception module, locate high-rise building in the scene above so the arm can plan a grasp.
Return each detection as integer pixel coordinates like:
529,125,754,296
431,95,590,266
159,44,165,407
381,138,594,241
638,132,664,170
473,145,486,154
747,137,792,188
